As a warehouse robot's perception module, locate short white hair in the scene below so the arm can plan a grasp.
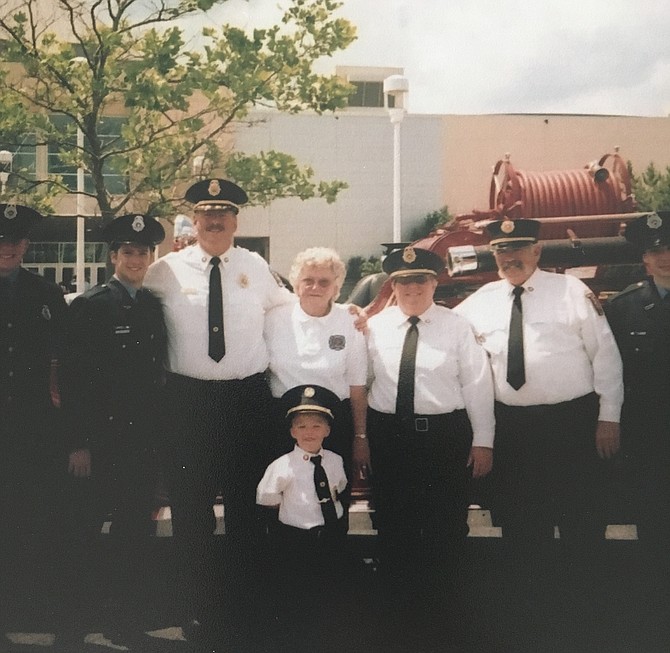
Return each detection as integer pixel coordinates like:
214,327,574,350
289,247,346,293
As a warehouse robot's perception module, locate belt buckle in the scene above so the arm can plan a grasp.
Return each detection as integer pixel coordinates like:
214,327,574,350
414,417,429,432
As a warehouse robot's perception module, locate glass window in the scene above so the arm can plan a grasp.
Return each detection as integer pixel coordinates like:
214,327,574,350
27,241,107,264
48,115,128,194
347,81,395,108
0,135,37,186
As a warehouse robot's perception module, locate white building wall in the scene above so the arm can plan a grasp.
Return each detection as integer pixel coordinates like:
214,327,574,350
234,109,446,277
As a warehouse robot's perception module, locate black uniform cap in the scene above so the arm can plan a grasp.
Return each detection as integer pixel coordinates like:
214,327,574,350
282,384,340,423
0,203,43,240
101,214,165,248
380,242,411,257
623,212,670,252
486,219,541,250
382,245,444,279
185,179,248,213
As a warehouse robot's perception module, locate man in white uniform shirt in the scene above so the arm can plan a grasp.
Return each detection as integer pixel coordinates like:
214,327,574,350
454,219,623,557
366,246,495,649
143,179,292,651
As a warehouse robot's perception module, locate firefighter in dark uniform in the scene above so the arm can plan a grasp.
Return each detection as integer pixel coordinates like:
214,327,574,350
63,214,166,648
0,204,70,645
605,212,670,576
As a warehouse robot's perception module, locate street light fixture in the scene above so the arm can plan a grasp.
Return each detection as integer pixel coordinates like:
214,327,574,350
383,74,409,242
0,149,13,195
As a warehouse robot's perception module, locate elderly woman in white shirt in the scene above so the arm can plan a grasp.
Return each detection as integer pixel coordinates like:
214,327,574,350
265,247,369,482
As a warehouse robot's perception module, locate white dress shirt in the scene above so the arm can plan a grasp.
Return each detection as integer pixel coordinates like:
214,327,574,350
256,445,347,529
143,243,293,380
264,302,367,400
454,268,623,422
366,303,495,448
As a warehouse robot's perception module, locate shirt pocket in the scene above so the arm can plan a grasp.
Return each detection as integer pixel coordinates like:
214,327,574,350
525,304,575,353
470,318,508,357
225,288,264,340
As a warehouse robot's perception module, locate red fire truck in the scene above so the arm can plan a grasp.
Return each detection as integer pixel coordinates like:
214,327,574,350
354,148,649,316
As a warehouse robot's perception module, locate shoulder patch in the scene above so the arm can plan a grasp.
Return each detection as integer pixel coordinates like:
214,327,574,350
585,292,604,316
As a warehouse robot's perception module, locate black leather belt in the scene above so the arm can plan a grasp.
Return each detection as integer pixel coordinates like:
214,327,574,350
369,408,466,435
399,415,431,432
167,371,265,387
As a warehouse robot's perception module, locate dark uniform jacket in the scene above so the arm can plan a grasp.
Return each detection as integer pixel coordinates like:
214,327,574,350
0,268,67,454
605,279,670,451
63,278,167,452
0,268,67,533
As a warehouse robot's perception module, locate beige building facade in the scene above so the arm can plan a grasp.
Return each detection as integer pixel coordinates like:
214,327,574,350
234,108,670,277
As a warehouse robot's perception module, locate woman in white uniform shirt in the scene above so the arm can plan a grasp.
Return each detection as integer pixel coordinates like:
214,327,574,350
265,247,368,482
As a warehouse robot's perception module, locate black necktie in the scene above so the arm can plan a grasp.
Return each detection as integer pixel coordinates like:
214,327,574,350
507,286,525,390
396,316,420,416
208,256,225,362
310,455,338,527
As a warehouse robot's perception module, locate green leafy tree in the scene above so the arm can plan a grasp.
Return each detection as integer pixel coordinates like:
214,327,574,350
409,205,452,240
630,162,670,211
0,0,356,218
346,254,381,281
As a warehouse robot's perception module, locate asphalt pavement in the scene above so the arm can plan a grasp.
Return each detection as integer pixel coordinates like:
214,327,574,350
1,510,668,653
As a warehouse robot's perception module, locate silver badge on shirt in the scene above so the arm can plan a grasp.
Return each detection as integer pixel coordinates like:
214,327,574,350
329,335,346,351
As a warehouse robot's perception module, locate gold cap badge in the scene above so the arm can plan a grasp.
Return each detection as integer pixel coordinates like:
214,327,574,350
208,179,221,197
131,215,145,232
501,220,515,234
304,387,315,398
402,246,416,263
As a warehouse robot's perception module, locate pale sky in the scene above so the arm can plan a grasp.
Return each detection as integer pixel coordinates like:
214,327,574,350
193,0,670,117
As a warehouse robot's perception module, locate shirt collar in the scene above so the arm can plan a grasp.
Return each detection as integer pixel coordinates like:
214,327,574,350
294,301,330,323
392,302,436,327
111,274,138,300
193,243,233,271
293,444,325,460
655,282,670,299
503,267,543,297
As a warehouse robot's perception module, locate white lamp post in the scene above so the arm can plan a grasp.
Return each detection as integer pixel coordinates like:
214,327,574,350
0,149,13,194
70,57,88,293
75,123,86,292
383,74,409,242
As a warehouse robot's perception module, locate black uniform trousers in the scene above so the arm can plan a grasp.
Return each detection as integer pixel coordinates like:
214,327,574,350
164,371,274,645
265,521,351,653
368,407,473,557
0,406,72,633
367,408,474,650
66,414,159,624
621,401,670,551
492,392,605,547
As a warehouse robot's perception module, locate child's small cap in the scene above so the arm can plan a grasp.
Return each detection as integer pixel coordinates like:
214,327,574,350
282,385,340,422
